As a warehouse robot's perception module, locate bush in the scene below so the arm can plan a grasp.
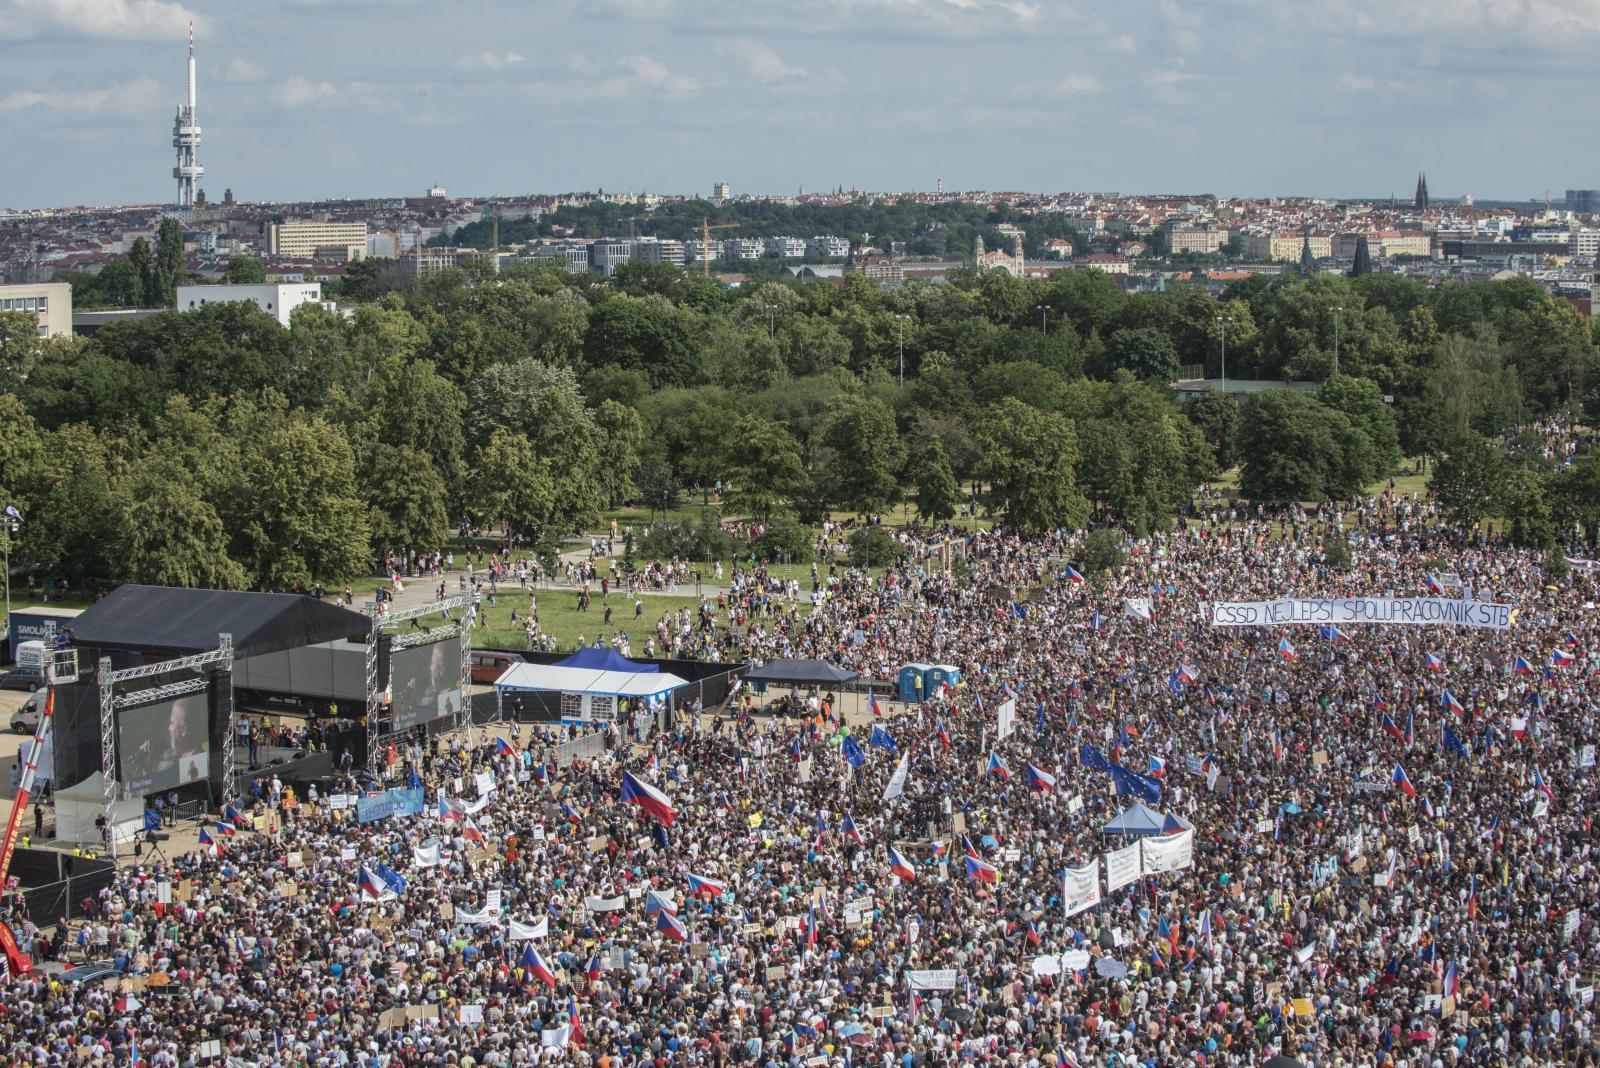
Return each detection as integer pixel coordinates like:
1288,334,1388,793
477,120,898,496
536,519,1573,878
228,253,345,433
639,510,735,563
750,514,813,564
1546,545,1569,581
846,525,903,567
1322,530,1351,570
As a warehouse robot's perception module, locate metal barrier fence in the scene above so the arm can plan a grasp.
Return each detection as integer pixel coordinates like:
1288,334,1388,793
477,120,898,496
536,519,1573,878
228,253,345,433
552,731,609,768
8,848,118,931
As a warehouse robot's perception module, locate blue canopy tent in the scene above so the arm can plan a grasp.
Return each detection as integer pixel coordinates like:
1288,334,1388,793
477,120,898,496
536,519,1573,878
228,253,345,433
1101,800,1171,837
555,647,658,673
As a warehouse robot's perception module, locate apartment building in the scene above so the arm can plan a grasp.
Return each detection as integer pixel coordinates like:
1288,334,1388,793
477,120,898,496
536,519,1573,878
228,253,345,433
266,220,368,260
176,282,322,328
0,282,71,337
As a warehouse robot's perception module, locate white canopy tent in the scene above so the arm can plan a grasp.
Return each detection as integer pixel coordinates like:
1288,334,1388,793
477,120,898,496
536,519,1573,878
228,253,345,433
492,663,690,724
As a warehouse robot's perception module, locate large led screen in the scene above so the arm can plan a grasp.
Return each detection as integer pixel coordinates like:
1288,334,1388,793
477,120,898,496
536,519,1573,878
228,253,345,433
390,637,462,731
119,695,211,796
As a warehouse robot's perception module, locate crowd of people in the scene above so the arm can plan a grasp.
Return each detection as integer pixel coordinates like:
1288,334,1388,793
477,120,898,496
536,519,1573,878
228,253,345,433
4,491,1600,1068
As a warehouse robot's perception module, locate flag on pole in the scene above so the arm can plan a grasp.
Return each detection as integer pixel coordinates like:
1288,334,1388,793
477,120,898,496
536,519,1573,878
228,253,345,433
888,846,916,882
1025,763,1057,792
1392,763,1417,798
621,771,676,826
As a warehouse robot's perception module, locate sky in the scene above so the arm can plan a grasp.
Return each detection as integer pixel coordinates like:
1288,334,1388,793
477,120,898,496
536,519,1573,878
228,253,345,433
1,0,1597,209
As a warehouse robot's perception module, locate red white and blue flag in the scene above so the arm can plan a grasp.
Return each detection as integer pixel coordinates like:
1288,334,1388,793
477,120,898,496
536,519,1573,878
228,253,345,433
686,872,726,898
869,694,884,718
1176,664,1198,684
988,752,1010,779
841,812,864,845
965,855,999,883
1381,713,1405,742
1025,763,1057,792
1146,756,1166,779
656,908,689,942
888,846,916,882
621,771,676,827
1552,647,1574,667
1277,637,1297,661
1063,564,1084,584
1441,689,1465,717
567,996,585,1044
496,736,515,757
1513,655,1535,675
1534,767,1555,801
1392,763,1417,797
1424,652,1444,672
1442,960,1460,998
522,945,557,986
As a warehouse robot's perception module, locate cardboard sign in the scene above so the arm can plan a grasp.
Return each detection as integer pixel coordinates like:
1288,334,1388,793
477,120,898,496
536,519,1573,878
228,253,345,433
1066,794,1084,814
340,847,357,862
1312,750,1329,766
766,965,786,982
276,882,299,898
380,1008,408,1029
742,923,763,937
690,942,709,958
286,851,303,869
952,812,967,834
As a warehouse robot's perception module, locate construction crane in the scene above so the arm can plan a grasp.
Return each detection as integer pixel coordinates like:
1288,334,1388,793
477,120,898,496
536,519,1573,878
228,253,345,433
699,215,739,278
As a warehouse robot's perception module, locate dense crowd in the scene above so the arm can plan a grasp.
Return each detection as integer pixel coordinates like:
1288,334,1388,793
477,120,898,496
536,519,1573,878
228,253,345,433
4,494,1600,1068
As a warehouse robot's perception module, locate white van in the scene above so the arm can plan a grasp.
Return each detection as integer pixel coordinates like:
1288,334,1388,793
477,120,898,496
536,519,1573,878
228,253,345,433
10,688,46,734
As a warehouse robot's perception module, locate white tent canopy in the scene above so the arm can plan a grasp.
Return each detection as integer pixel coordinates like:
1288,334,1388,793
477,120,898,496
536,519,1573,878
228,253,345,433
493,663,688,699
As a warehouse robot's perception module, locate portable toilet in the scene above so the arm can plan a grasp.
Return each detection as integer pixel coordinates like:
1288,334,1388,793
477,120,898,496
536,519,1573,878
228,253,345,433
897,663,933,703
926,664,962,694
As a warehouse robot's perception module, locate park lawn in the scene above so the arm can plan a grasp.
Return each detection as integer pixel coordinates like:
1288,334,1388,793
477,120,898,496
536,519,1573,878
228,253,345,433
454,591,708,654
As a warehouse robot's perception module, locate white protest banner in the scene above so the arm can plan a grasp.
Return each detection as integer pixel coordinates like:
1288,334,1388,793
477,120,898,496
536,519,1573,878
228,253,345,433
996,698,1016,741
540,1027,571,1049
1061,949,1091,972
882,755,910,802
905,968,959,991
797,757,812,784
413,844,440,868
1104,841,1143,893
585,895,627,912
485,889,503,916
455,906,498,926
1209,597,1513,631
1030,955,1064,976
508,917,548,940
1062,862,1102,918
1123,597,1153,622
1580,745,1596,770
1141,828,1195,875
474,770,496,796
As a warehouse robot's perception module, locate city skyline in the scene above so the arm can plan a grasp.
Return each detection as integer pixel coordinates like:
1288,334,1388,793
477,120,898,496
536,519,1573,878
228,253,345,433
1,0,1596,209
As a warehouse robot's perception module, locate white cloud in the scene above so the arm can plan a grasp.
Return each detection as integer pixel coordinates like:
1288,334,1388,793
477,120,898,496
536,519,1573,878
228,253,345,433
212,57,264,83
457,50,525,72
0,77,162,117
850,0,1043,21
1102,33,1138,53
1015,73,1102,97
2,0,198,40
273,76,337,106
619,54,704,95
1337,72,1376,90
713,39,807,83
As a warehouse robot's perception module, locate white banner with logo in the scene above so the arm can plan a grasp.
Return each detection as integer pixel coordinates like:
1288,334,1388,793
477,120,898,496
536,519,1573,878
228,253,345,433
1104,841,1143,893
1209,597,1513,630
1140,828,1195,874
1062,862,1102,918
905,968,959,991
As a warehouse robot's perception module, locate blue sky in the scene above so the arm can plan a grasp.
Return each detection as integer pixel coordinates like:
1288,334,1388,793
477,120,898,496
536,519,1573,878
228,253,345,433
1,0,1595,208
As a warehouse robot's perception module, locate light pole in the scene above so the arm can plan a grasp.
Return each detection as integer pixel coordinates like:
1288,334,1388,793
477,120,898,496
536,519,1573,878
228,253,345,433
1331,306,1344,377
895,314,908,387
1215,315,1233,390
1,506,18,655
1036,304,1050,336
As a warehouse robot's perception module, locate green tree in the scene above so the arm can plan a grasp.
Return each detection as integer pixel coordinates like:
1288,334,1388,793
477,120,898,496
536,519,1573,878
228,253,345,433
13,424,121,589
1077,526,1125,578
466,429,557,540
119,457,247,589
1430,432,1507,530
824,394,906,514
1235,390,1349,504
222,410,371,588
1185,391,1240,471
1551,455,1600,544
593,399,644,508
128,236,154,306
222,256,268,284
151,216,186,307
973,397,1088,535
723,415,806,522
914,440,960,522
1500,465,1555,549
1317,373,1400,482
1098,327,1180,383
363,443,450,551
466,359,602,531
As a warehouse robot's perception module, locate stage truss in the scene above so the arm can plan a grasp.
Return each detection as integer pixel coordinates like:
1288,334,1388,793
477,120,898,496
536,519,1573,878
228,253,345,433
364,594,473,772
95,633,232,864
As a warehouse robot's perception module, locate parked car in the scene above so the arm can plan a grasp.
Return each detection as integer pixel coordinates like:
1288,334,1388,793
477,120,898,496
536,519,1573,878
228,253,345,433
10,689,46,734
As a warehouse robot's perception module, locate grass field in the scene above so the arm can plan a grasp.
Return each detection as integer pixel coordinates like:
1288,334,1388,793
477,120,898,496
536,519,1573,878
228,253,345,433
432,590,708,654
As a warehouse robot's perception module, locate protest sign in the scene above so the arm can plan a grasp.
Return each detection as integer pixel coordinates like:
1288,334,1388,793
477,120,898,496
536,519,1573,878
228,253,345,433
1062,862,1102,918
1141,828,1194,874
1209,596,1513,630
1104,841,1142,893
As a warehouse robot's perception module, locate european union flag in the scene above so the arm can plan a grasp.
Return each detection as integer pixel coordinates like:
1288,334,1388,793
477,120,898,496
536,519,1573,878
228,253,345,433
841,734,866,769
143,809,161,832
1108,762,1162,804
868,724,897,754
374,862,407,896
1080,743,1111,773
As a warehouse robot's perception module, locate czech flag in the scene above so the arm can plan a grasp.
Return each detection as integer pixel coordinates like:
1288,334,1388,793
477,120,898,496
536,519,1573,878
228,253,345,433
869,694,884,718
1510,716,1527,741
1442,960,1459,998
438,796,464,823
567,997,585,1045
960,833,981,859
621,771,676,827
1424,652,1444,672
586,955,602,982
1513,656,1535,675
804,903,819,948
1277,637,1297,661
988,752,1010,780
686,872,726,899
936,726,951,750
213,821,236,837
1063,564,1085,585
1552,648,1574,667
1025,763,1057,792
1466,874,1478,920
1533,767,1555,801
1381,713,1405,742
1425,573,1444,594
358,865,386,900
656,908,689,942
1441,689,1465,717
965,854,999,883
561,803,582,824
841,812,865,845
222,803,245,827
463,817,486,847
644,890,676,917
1318,623,1346,641
495,736,515,757
888,846,916,883
1176,664,1198,685
1272,726,1284,762
929,840,948,859
522,945,557,986
1392,763,1417,797
1146,756,1166,779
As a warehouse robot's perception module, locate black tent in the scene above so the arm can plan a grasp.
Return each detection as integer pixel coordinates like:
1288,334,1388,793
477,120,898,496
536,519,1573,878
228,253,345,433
69,585,370,658
54,586,373,793
741,658,859,686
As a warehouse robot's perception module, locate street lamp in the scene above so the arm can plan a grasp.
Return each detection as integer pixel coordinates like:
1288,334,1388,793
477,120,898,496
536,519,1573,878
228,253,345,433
1036,304,1050,336
1331,306,1344,376
894,314,908,387
1,506,19,654
1215,316,1233,390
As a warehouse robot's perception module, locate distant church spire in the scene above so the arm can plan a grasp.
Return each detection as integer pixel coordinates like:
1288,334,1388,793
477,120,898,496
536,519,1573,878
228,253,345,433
1414,173,1429,212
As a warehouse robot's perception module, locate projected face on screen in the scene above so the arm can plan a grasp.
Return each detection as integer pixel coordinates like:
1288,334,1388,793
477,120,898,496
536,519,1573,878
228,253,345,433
119,695,211,796
391,637,462,730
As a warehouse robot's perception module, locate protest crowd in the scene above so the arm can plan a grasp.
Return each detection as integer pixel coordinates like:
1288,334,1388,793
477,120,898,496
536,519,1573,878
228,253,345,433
4,489,1600,1068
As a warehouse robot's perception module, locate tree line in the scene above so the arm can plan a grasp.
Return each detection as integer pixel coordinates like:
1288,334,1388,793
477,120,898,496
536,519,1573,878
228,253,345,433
2,254,1597,593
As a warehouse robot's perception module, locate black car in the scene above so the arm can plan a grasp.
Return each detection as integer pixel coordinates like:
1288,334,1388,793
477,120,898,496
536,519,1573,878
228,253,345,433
0,666,44,691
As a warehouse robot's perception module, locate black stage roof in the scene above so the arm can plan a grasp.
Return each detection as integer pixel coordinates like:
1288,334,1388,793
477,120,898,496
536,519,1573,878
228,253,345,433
69,585,371,659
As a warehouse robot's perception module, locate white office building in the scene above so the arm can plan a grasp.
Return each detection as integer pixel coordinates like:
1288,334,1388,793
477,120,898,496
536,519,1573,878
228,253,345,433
0,282,72,338
176,282,324,328
808,235,851,258
766,236,807,258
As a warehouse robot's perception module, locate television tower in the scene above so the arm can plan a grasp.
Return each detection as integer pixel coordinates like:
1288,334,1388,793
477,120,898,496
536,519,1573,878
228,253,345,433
172,21,203,215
